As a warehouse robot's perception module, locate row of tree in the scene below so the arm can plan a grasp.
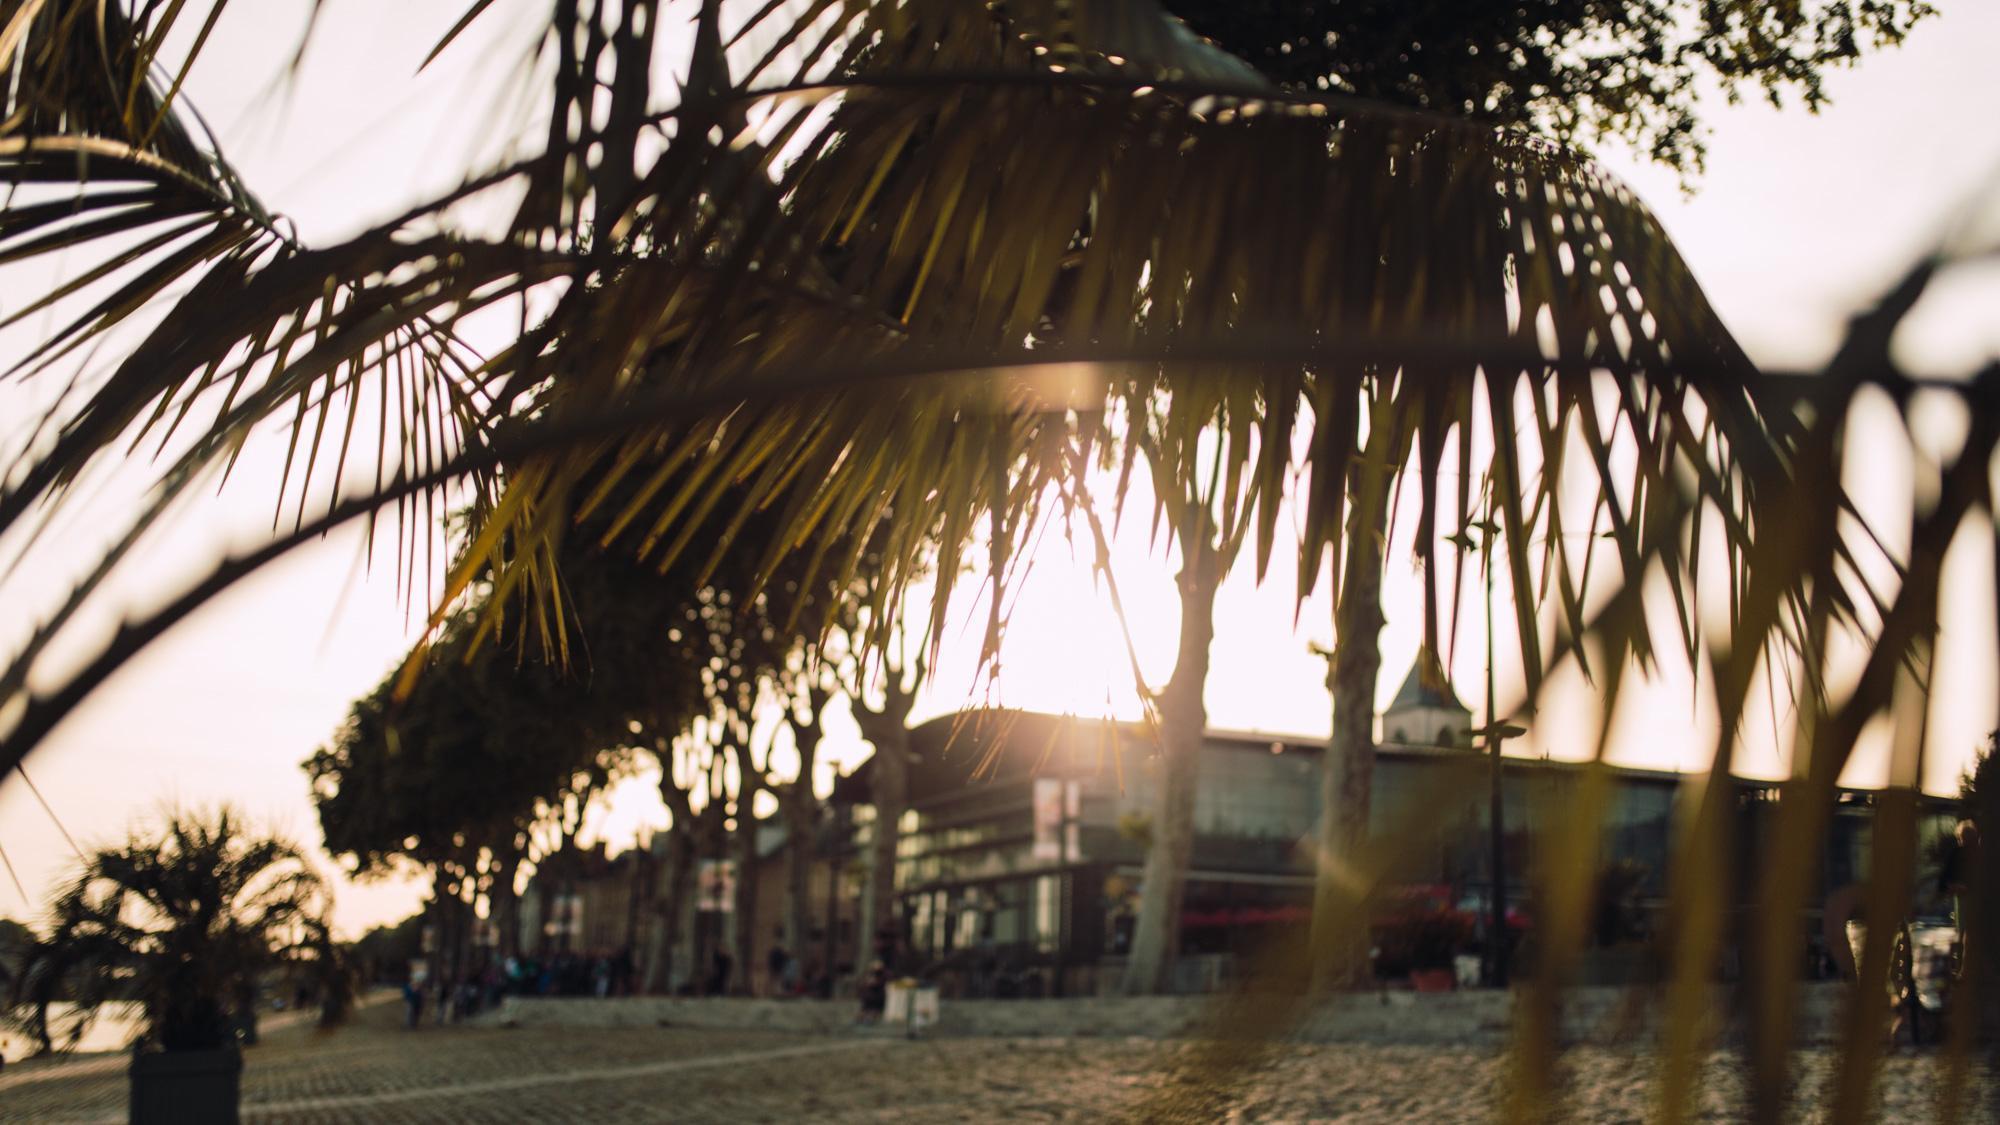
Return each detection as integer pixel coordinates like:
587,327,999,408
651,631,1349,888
5,19,1978,1124
306,471,931,994
282,0,1941,1000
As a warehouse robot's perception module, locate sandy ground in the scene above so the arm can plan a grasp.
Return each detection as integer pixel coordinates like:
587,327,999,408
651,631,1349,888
3,997,1994,1122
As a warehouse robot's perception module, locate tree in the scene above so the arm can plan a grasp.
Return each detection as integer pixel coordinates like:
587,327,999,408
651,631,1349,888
849,639,927,973
350,911,427,986
1,2,1981,1115
1109,406,1257,994
10,809,331,1054
1162,1,1932,179
1952,732,1999,1040
640,733,727,994
778,681,833,976
0,5,1930,800
1,920,77,1057
307,614,636,981
1077,0,1924,994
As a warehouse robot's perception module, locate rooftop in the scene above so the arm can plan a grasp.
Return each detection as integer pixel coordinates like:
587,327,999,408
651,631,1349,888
1386,653,1470,715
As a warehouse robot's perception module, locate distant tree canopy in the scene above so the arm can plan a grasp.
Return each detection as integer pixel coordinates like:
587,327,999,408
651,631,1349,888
1960,732,1999,811
1164,0,1933,175
348,911,426,982
305,622,623,876
307,466,882,879
0,917,34,992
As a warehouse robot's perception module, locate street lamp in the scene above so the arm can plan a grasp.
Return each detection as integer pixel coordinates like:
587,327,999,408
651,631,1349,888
1474,716,1528,987
1449,512,1526,988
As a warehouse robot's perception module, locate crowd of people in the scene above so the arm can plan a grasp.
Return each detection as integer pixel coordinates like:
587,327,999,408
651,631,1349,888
392,928,934,1031
401,948,641,1029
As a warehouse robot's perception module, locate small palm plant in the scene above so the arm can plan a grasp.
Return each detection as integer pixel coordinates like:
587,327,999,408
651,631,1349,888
12,809,332,1055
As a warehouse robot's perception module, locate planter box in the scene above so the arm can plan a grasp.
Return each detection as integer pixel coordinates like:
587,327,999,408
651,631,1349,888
130,1046,242,1125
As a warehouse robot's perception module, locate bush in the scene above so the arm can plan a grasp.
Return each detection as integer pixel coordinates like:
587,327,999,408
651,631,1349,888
6,808,334,1054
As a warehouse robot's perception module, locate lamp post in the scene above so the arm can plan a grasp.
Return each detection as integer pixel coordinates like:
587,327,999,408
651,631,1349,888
1476,708,1528,987
1452,512,1526,988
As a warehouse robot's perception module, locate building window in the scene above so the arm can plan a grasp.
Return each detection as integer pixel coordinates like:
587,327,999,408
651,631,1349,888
1033,875,1060,954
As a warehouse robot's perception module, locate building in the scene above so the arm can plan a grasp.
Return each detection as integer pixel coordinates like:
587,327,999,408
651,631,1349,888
518,840,655,958
744,820,863,995
1380,655,1473,748
835,662,1959,996
521,815,865,996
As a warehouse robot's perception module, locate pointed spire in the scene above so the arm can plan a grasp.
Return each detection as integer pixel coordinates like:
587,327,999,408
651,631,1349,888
1388,649,1469,715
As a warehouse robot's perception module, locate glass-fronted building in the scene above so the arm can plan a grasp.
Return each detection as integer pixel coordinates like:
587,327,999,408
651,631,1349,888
838,697,1957,996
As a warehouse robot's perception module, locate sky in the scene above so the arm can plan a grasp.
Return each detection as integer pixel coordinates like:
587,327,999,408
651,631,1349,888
1,1,1997,936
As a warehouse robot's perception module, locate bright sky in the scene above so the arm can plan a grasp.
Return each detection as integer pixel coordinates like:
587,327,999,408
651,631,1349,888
1,2,1996,937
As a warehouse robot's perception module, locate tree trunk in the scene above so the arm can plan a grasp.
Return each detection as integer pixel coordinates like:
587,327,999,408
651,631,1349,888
642,828,694,993
782,701,825,969
854,668,917,976
689,799,727,995
732,798,760,995
1311,470,1391,992
1122,521,1223,995
427,862,451,983
861,735,907,967
492,842,523,961
783,791,812,968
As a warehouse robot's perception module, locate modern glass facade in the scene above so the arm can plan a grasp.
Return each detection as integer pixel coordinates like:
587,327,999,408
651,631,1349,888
855,710,1958,994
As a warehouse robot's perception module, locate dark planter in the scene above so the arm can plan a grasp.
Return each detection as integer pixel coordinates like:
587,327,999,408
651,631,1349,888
129,1046,242,1125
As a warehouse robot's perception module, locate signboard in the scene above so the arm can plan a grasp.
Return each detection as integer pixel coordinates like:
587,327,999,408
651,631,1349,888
1033,779,1083,862
1032,779,1063,861
696,859,736,912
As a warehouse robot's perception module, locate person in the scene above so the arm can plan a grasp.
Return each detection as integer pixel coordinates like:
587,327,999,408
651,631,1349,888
858,960,888,1024
402,979,424,1030
767,943,789,997
779,951,802,996
1886,921,1933,1048
612,946,636,996
1941,819,1980,977
707,950,733,996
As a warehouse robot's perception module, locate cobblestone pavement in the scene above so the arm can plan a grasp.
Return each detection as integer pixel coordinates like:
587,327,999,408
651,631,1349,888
4,999,1994,1122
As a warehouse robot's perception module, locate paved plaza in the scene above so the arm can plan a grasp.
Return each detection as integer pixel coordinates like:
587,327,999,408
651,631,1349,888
3,996,1994,1122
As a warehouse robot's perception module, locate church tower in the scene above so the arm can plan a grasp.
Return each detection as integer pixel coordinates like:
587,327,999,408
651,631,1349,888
1380,653,1473,749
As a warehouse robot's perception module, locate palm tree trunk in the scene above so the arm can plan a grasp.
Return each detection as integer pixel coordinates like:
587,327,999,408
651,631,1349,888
1311,473,1391,992
1122,538,1222,995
